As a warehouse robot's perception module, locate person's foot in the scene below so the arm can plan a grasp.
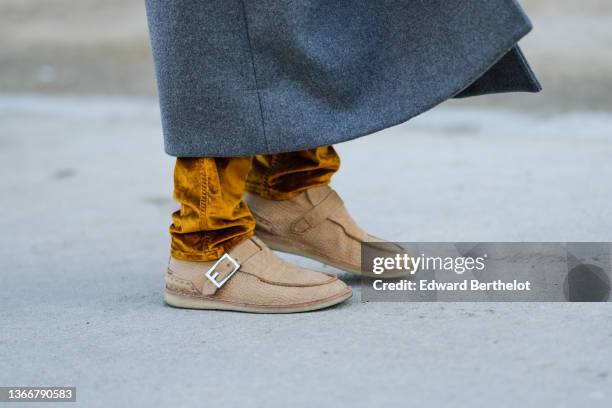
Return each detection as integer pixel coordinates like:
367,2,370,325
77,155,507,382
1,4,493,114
165,236,352,313
245,186,410,276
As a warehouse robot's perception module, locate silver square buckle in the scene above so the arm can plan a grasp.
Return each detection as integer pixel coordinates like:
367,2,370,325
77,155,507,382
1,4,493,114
204,253,241,288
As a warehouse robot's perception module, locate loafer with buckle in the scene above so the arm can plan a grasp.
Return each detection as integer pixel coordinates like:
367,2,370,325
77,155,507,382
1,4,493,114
245,186,410,277
164,236,352,313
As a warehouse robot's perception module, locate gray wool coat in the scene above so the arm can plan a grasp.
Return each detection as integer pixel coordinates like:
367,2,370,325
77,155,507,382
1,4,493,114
145,0,541,157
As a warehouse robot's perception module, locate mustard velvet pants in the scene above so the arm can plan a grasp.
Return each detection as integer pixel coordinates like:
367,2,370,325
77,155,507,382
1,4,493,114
170,146,340,261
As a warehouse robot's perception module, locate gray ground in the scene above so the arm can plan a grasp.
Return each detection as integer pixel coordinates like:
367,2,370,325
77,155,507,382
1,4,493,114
1,95,611,407
1,1,612,407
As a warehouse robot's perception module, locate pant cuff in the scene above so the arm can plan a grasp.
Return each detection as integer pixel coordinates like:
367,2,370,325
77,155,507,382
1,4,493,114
245,181,330,201
170,231,254,262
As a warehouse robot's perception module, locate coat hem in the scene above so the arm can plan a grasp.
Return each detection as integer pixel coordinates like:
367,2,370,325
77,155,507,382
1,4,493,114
164,24,540,158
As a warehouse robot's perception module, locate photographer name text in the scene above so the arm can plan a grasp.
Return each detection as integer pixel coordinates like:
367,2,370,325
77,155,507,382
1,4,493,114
373,279,532,292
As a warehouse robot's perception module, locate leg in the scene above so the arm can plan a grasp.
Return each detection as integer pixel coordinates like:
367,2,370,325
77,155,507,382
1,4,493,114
245,146,407,276
170,156,255,261
246,146,340,200
165,155,352,313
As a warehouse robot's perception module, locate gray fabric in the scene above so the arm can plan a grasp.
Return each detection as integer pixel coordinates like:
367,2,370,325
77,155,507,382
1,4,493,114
145,0,541,157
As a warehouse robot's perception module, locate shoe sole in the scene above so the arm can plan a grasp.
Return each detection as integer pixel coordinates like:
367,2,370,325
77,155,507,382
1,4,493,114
164,289,352,314
258,234,409,279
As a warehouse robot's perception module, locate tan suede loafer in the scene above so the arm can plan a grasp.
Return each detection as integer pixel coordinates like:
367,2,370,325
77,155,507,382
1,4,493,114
246,186,410,277
165,236,352,313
